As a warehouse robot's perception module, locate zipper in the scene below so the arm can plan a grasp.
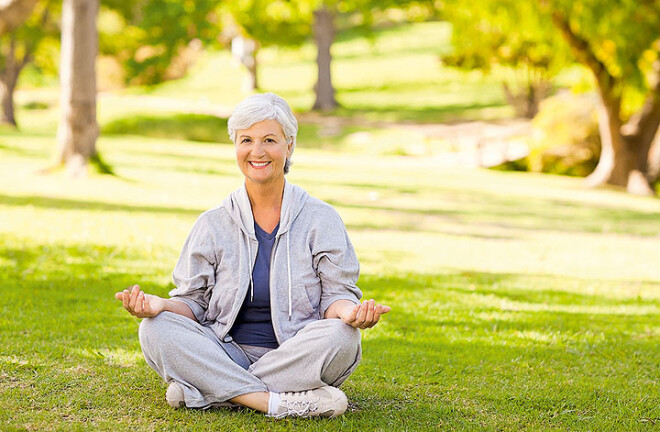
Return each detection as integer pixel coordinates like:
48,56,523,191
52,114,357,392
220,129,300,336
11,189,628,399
269,235,284,344
220,236,257,342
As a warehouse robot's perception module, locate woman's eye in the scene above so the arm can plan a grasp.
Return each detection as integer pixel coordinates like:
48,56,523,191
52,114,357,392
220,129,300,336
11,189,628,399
241,138,251,144
265,138,275,143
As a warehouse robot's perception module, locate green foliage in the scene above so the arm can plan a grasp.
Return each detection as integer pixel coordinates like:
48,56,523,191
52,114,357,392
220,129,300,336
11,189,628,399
443,1,570,76
543,0,660,115
442,0,573,117
222,0,312,47
225,0,439,48
99,1,222,85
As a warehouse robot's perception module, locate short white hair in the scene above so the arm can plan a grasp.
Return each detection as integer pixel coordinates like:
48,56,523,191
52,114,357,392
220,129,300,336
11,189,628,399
227,93,298,174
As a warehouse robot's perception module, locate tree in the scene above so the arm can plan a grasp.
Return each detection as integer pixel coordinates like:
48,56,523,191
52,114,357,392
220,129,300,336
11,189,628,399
443,0,571,118
0,1,54,126
545,1,660,195
55,0,99,176
0,0,39,35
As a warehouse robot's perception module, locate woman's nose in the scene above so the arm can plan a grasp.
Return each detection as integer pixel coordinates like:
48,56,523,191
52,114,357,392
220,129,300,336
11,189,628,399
250,140,266,156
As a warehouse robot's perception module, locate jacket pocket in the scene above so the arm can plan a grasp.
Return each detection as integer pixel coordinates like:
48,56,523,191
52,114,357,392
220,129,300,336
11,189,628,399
293,283,320,317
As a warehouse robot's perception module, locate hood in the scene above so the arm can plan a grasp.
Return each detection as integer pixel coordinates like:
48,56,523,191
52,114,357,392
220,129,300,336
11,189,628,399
223,181,309,239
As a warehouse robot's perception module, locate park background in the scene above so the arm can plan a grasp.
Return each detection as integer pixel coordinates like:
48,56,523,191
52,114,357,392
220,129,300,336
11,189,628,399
1,1,660,431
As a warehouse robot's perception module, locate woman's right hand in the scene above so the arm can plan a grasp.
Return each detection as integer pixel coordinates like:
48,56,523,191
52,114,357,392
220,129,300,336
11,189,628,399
114,284,166,318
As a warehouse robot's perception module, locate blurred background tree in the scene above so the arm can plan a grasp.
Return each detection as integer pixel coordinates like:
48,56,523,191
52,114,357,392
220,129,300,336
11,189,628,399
443,0,660,195
0,0,54,126
55,0,99,176
442,0,571,118
544,0,660,195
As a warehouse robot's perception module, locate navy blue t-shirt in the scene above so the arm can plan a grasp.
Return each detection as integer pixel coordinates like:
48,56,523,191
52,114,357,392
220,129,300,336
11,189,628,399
230,222,279,348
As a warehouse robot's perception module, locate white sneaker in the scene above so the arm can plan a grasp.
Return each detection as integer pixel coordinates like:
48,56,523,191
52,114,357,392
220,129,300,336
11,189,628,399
269,386,348,419
166,382,185,408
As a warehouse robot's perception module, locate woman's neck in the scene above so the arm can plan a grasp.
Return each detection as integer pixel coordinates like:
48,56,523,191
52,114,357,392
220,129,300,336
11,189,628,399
246,178,285,233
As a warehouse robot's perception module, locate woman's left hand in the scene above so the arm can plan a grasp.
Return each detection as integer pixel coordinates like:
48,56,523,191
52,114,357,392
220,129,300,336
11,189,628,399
337,299,391,329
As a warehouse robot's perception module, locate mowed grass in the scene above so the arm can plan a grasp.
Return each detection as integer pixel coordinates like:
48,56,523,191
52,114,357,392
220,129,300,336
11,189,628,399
1,124,660,431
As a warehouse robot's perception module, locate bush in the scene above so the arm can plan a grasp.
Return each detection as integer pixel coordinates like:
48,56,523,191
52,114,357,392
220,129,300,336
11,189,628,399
527,91,601,177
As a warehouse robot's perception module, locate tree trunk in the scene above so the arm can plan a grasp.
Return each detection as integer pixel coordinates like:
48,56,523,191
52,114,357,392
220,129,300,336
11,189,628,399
586,95,655,195
648,131,660,183
312,6,338,111
0,39,18,126
56,0,99,177
0,77,17,126
0,0,39,35
502,79,551,119
247,48,258,91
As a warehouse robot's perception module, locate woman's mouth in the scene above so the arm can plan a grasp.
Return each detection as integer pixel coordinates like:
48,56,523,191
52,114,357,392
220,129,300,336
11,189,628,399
250,161,271,168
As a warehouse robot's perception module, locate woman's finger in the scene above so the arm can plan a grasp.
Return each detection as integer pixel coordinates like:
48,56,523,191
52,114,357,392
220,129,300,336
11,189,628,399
143,294,151,315
363,299,375,327
371,304,382,326
122,289,131,311
128,285,140,311
134,291,145,315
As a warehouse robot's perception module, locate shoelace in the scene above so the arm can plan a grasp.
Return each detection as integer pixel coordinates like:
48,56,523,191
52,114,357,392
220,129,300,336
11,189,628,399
275,392,320,418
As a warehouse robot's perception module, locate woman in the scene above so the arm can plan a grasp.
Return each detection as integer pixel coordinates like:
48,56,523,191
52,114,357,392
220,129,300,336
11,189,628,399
114,93,390,419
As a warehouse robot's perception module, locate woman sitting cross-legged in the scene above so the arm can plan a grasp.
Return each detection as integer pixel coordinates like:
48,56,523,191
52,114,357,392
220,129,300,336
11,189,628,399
114,92,390,419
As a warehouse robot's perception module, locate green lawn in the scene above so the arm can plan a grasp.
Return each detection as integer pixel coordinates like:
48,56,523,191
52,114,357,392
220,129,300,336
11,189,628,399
2,19,660,432
1,123,660,431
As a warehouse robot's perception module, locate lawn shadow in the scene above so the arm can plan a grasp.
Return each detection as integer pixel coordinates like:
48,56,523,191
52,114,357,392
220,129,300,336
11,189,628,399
320,186,660,237
0,193,204,216
102,113,229,144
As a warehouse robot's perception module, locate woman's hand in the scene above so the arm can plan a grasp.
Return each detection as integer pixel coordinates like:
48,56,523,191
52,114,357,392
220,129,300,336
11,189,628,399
114,284,166,318
335,299,391,329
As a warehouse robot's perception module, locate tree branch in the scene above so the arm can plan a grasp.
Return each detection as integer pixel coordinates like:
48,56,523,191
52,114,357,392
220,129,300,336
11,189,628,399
550,10,619,99
0,0,39,35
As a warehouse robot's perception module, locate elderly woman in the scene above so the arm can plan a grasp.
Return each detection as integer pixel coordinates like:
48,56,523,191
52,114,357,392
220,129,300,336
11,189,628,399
114,93,390,419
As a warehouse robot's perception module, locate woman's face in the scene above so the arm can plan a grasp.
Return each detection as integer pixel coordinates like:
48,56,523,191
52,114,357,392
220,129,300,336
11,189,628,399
235,119,292,187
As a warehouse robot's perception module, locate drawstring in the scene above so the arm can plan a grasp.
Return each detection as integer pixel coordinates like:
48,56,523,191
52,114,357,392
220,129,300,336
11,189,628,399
247,239,254,302
287,232,292,320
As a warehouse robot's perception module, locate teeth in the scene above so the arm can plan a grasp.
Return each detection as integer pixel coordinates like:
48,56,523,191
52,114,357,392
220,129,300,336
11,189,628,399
251,162,269,167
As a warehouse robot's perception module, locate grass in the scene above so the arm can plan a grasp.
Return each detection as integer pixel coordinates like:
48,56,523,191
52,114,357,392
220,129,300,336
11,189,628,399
2,19,660,432
1,126,660,431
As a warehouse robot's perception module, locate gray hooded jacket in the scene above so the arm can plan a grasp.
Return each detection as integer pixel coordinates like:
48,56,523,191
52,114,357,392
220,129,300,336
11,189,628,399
169,181,362,344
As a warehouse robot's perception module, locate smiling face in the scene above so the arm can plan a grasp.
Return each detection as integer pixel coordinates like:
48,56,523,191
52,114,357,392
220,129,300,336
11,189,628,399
235,119,293,188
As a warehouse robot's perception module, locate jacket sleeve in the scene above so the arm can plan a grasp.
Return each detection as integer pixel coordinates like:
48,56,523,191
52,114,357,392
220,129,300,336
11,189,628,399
169,213,216,323
313,208,362,317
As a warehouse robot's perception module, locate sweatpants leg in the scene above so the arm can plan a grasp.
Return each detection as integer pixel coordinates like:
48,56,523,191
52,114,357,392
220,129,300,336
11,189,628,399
248,318,362,392
138,312,268,408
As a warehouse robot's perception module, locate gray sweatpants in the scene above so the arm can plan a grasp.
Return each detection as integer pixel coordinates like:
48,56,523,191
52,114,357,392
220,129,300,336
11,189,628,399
138,312,362,408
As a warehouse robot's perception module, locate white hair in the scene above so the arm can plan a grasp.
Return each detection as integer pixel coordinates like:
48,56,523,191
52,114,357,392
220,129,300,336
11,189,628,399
227,93,298,174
